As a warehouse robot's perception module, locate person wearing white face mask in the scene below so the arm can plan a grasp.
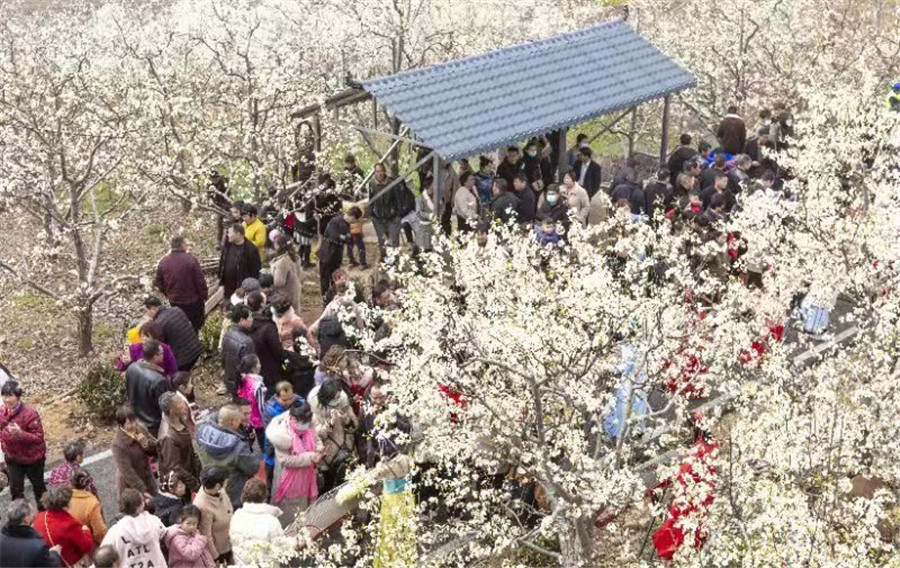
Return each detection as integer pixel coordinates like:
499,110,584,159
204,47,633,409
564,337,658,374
521,139,544,192
265,403,322,525
536,184,570,234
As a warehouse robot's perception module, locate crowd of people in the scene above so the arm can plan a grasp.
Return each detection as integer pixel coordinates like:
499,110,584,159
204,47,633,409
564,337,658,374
0,100,808,567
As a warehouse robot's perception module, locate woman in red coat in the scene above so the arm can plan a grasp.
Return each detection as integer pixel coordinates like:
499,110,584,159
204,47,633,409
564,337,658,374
0,380,47,506
33,485,95,567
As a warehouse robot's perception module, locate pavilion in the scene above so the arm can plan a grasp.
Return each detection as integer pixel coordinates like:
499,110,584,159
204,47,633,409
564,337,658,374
293,18,695,205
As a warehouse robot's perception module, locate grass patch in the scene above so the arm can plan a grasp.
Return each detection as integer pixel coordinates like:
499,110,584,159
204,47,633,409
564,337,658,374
10,291,52,309
13,337,35,350
94,322,117,343
144,223,165,238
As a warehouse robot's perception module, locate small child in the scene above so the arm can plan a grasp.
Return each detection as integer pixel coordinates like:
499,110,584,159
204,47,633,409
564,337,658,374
538,218,562,248
164,505,217,568
347,205,368,269
236,353,267,450
684,192,703,215
149,470,191,527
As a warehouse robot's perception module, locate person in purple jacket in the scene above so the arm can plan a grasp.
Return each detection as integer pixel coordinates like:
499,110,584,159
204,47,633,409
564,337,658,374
116,322,178,378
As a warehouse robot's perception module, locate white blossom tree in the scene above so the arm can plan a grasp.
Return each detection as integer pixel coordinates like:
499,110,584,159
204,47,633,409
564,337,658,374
0,2,151,355
287,72,900,567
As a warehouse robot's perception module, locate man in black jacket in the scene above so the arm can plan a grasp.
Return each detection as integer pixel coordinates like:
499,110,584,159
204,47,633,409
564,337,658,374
666,134,699,186
0,499,62,567
513,173,537,225
700,153,727,192
701,171,736,212
144,297,202,371
218,223,261,301
490,178,520,225
520,139,544,190
368,163,402,259
221,304,255,397
124,339,170,437
245,291,285,391
573,147,602,198
318,207,362,299
644,168,673,222
610,169,645,216
496,146,524,190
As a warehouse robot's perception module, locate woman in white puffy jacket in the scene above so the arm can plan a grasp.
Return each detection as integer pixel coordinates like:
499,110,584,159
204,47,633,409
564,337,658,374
229,478,285,566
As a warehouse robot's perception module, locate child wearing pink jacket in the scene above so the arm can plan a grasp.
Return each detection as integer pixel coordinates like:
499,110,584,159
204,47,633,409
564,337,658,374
164,505,217,568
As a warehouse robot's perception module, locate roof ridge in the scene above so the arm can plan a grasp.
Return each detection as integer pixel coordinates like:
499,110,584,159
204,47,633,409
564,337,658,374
361,19,628,88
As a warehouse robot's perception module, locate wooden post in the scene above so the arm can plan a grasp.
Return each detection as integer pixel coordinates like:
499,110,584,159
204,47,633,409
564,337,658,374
433,154,443,222
311,115,322,153
390,116,402,176
555,127,568,182
628,106,638,158
659,94,672,166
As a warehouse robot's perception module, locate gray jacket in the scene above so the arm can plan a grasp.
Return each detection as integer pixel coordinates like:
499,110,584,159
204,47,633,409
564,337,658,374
195,415,258,508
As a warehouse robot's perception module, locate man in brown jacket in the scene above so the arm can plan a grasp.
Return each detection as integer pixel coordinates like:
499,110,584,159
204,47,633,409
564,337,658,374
716,106,747,155
154,236,208,332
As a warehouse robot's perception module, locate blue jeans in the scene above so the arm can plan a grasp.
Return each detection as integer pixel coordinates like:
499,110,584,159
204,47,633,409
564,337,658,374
346,233,367,266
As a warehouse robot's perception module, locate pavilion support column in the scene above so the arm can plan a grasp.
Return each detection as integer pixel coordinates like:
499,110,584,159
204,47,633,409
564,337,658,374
628,106,638,158
555,127,568,181
312,115,322,153
659,94,672,166
433,154,443,214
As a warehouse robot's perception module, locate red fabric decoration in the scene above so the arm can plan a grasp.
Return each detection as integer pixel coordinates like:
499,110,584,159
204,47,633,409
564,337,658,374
652,435,718,560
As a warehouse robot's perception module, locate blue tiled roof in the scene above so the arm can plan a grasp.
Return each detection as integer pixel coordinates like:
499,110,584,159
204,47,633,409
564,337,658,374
360,20,695,162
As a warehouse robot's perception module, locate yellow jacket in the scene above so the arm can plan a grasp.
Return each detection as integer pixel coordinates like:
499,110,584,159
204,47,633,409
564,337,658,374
68,488,107,544
243,218,267,262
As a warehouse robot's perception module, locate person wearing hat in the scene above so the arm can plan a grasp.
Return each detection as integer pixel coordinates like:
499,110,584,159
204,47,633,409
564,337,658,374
888,82,900,112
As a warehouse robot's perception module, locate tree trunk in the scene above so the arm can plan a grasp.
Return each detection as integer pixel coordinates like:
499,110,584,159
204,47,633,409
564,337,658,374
558,514,595,567
76,305,93,356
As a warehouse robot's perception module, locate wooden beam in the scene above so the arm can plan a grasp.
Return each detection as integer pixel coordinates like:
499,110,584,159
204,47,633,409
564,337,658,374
332,119,427,147
587,109,633,145
353,126,409,199
659,94,672,166
367,150,435,207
